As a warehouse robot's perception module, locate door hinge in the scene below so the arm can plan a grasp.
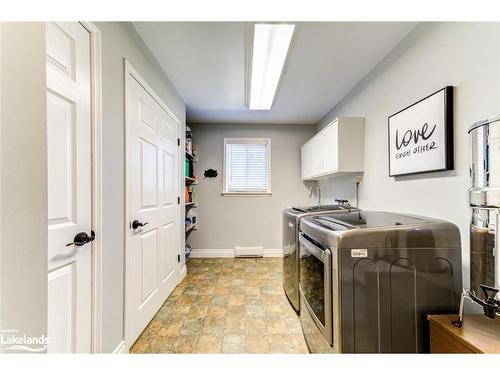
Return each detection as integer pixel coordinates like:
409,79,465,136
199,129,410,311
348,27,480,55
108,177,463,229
177,138,180,146
177,254,181,263
178,196,180,204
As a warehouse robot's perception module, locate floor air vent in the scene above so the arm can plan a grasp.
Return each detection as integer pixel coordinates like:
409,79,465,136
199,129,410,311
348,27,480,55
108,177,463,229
234,246,263,258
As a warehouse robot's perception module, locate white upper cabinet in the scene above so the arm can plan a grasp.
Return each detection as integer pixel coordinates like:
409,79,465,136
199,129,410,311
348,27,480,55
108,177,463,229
301,117,365,180
301,141,312,180
309,136,322,177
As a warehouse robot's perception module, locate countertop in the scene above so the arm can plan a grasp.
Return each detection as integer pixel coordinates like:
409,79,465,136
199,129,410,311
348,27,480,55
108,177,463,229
428,314,500,353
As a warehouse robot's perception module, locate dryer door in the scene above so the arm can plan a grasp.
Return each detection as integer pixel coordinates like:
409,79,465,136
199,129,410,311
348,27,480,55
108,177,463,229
283,212,300,311
299,233,333,346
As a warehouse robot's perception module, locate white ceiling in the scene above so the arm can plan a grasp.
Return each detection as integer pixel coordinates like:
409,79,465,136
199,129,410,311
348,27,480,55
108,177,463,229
133,22,417,124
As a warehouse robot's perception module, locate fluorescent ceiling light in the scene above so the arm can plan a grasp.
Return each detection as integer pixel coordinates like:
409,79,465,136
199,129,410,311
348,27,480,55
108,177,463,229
248,23,295,110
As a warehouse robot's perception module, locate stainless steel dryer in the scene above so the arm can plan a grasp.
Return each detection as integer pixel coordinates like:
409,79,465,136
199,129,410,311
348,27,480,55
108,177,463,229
299,210,462,353
283,205,355,312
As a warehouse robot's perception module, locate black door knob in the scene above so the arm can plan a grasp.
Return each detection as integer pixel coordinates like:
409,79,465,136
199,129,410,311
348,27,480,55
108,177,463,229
132,220,149,229
66,230,95,247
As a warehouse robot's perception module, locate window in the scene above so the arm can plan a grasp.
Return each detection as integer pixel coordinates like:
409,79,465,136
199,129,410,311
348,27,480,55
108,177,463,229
223,138,271,195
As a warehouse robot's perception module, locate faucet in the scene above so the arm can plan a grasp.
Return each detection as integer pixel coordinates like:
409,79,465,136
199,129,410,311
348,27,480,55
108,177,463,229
309,184,321,206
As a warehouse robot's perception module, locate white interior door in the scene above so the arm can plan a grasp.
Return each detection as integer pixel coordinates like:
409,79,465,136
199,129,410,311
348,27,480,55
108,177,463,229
127,68,180,345
46,22,92,353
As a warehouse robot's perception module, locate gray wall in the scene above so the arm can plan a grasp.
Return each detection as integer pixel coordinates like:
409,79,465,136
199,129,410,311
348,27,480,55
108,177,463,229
188,123,316,251
317,22,500,288
0,22,48,352
96,22,185,352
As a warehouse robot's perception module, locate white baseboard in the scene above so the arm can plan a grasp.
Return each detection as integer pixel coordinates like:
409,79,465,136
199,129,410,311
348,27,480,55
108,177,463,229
191,249,234,258
191,248,283,258
178,264,187,282
263,249,284,257
112,340,128,354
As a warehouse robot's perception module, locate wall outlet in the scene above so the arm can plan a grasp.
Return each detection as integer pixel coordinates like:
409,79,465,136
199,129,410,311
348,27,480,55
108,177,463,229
354,175,363,184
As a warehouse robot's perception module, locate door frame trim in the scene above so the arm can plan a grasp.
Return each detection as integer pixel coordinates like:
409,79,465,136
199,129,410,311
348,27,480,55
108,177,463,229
79,21,103,354
123,59,182,349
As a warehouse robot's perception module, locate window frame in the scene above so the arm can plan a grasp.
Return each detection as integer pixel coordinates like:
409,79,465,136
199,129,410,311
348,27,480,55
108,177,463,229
222,137,272,196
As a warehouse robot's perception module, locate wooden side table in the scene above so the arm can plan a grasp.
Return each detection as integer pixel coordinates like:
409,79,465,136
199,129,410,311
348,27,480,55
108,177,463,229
428,314,500,353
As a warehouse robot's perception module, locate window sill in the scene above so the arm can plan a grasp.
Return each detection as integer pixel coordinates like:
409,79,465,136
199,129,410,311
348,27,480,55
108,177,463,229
221,192,272,197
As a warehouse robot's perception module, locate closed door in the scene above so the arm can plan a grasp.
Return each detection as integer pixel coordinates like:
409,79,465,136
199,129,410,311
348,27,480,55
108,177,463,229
310,137,322,176
299,233,333,346
301,142,311,179
127,70,180,345
46,22,92,353
282,213,299,311
321,122,338,173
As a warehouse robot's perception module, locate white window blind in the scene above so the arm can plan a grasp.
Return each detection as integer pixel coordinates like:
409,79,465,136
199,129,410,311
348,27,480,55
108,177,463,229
224,138,271,194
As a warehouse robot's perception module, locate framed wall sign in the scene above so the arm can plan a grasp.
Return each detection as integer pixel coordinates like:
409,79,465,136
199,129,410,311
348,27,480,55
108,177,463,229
388,86,453,177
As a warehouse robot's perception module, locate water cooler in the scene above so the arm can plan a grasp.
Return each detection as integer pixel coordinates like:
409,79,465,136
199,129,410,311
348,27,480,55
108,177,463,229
455,115,500,326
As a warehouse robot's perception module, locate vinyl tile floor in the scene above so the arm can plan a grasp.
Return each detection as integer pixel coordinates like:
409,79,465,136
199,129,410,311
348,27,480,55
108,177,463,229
130,257,308,354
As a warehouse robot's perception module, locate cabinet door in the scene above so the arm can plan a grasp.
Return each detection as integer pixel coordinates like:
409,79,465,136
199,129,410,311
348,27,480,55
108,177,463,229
310,137,323,177
321,121,338,173
301,142,312,179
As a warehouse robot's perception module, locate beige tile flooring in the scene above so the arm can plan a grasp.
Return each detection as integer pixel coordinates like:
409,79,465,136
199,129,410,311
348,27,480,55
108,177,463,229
130,257,308,354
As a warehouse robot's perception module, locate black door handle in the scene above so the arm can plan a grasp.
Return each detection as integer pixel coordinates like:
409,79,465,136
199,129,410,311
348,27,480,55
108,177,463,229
66,230,95,247
132,220,149,229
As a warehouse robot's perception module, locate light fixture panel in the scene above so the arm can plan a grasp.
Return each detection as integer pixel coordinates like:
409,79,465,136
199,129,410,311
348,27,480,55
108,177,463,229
248,23,295,110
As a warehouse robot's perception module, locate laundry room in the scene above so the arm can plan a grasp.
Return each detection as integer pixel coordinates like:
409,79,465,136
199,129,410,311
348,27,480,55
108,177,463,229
136,22,499,354
1,3,500,369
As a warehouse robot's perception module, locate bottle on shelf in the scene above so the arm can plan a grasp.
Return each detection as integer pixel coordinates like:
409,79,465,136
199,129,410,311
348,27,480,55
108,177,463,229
186,126,193,155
